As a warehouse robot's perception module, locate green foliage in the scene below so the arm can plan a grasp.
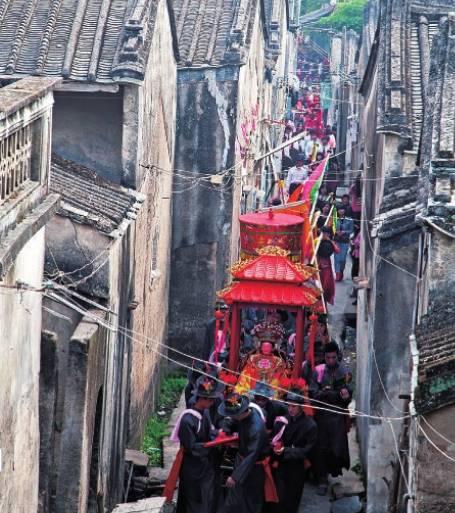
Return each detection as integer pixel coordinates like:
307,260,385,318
301,0,325,15
316,0,367,33
351,462,363,475
142,374,187,466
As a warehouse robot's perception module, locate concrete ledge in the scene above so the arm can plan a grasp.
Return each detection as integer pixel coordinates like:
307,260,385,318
0,193,60,278
0,77,62,120
112,497,166,512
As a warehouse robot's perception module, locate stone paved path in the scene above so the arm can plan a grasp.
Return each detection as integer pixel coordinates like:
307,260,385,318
298,257,364,513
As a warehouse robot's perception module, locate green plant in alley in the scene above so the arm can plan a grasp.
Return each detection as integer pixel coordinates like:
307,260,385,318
142,374,187,466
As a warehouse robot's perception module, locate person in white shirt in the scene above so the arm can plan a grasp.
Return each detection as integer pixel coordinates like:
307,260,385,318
286,155,308,193
304,130,321,161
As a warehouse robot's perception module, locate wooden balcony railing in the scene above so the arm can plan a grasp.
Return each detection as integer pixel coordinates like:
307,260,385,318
0,124,32,203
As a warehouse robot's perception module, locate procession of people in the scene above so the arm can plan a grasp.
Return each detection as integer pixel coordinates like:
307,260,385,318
168,38,358,513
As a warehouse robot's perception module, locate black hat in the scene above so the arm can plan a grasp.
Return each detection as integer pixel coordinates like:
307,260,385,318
286,387,306,405
251,381,274,399
193,375,224,399
218,393,250,417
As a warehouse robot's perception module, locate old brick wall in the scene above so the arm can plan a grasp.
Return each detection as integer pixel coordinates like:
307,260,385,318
127,0,177,446
415,405,455,512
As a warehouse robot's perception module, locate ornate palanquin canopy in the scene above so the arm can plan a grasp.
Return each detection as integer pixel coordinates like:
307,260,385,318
239,211,304,261
220,251,320,307
220,253,320,307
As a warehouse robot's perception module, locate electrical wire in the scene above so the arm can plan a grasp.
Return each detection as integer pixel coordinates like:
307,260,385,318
418,421,455,464
43,287,410,422
421,416,455,447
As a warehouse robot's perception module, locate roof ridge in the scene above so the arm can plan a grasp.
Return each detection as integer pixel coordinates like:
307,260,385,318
0,0,11,26
35,0,64,74
205,0,223,63
62,0,89,78
88,0,113,81
5,0,38,74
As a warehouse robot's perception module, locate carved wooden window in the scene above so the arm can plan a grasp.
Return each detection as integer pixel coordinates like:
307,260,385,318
0,124,32,203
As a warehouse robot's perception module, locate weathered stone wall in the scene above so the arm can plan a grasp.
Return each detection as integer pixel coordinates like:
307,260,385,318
52,91,124,184
0,228,45,513
126,0,177,446
327,35,342,128
356,26,420,510
39,301,82,513
169,70,238,357
53,317,107,513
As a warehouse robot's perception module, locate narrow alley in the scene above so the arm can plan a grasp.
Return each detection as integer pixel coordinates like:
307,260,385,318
0,1,454,513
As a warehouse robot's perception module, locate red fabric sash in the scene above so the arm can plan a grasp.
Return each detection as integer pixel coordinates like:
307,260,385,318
162,447,184,503
256,456,279,503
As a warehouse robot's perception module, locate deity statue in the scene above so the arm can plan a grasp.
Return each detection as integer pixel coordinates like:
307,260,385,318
234,322,288,397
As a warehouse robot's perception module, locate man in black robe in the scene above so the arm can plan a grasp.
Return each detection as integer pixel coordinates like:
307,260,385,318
218,394,272,513
270,389,318,513
310,341,353,495
176,376,224,513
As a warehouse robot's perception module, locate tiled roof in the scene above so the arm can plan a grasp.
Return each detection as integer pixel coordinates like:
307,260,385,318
172,0,257,67
0,0,165,83
409,18,440,151
232,255,312,283
220,281,320,306
50,155,144,235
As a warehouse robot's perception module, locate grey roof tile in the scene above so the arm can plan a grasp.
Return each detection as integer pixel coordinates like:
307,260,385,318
50,155,144,235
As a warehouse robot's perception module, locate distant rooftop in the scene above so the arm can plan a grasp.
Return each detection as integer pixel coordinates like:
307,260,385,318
172,0,287,68
50,155,144,236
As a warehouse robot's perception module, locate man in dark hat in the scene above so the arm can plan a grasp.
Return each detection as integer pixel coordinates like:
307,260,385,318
251,382,287,432
310,341,353,495
270,389,318,513
219,394,274,513
174,375,224,513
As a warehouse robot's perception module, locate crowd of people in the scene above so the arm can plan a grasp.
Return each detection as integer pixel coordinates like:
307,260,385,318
277,80,362,307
